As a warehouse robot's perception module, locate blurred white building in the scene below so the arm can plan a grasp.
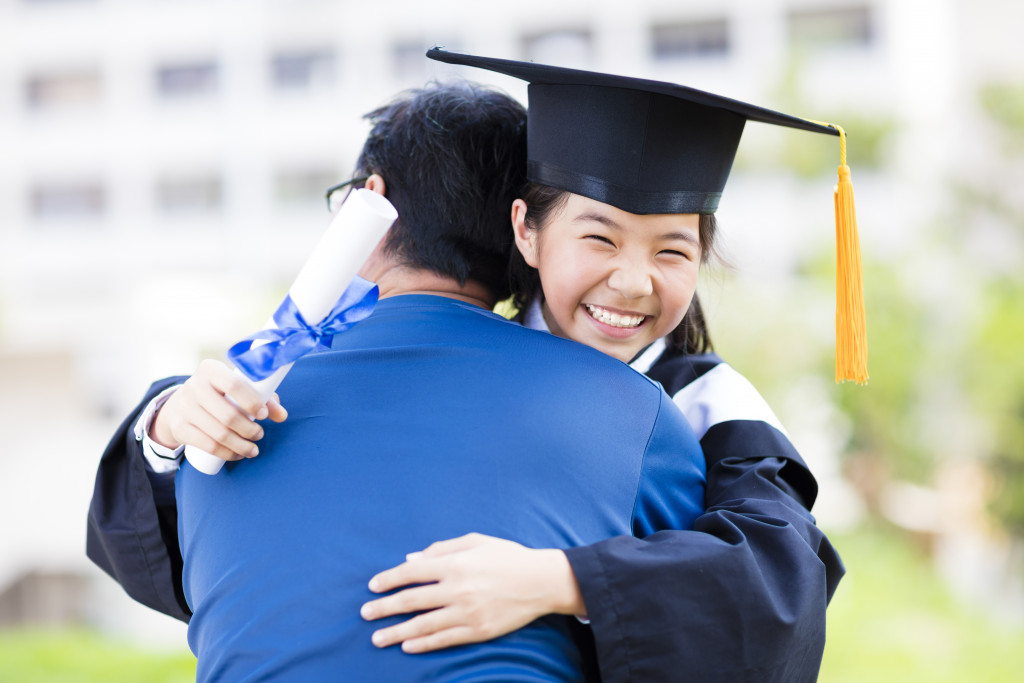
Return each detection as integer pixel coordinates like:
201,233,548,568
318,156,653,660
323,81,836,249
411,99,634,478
0,0,1020,647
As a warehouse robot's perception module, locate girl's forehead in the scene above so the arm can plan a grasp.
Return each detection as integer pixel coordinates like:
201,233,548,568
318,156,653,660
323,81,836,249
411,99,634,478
563,195,700,234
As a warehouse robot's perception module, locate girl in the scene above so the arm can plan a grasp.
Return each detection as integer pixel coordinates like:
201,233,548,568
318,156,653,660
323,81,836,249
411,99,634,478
359,50,847,683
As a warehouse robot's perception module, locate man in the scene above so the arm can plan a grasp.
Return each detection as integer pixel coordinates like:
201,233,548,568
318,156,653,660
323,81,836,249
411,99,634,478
88,81,705,681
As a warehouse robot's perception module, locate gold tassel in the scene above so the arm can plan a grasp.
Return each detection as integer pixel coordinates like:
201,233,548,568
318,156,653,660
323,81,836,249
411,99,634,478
830,125,868,383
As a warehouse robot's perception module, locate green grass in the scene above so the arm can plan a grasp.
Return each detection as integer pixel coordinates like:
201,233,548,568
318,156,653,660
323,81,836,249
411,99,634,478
820,524,1024,682
0,628,195,683
2,524,1021,680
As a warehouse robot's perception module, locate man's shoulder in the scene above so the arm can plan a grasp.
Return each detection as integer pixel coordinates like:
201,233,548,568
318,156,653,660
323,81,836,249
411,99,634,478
334,294,662,393
506,327,665,402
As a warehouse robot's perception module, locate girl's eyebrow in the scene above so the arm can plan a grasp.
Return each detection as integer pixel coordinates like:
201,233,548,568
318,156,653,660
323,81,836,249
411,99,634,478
573,211,700,246
662,231,701,247
572,211,620,228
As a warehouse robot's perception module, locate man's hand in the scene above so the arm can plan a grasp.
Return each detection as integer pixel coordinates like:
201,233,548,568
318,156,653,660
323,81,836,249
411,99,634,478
150,358,287,461
360,533,585,653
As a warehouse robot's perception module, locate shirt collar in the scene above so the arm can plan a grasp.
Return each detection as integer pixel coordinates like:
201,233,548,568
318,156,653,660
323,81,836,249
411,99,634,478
523,298,665,371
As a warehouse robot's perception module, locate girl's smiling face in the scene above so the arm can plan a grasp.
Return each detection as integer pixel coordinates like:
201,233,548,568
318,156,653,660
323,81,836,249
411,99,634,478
512,193,701,363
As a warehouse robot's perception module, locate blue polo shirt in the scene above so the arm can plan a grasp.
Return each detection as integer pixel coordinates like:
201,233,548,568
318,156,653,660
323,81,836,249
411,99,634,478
178,295,705,681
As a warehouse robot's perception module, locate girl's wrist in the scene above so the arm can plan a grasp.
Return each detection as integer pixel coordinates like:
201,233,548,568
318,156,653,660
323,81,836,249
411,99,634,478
539,549,587,618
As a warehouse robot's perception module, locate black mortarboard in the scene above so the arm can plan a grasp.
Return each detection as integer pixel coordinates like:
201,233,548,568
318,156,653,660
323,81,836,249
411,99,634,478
428,47,868,384
427,47,838,215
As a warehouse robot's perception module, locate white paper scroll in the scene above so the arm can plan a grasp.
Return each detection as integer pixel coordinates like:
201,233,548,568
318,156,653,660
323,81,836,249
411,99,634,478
184,188,398,475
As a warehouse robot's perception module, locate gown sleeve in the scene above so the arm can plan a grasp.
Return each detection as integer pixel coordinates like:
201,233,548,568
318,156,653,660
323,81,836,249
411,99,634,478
85,376,193,622
563,353,844,683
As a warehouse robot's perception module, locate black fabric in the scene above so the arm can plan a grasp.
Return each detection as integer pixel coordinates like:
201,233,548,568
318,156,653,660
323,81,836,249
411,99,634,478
427,48,839,215
563,350,844,683
647,349,820,508
565,450,841,683
85,356,844,682
86,376,192,622
426,48,839,134
645,350,724,396
525,84,743,213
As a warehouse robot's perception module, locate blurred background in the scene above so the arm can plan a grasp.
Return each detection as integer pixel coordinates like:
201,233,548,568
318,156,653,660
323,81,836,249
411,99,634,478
1,0,1023,680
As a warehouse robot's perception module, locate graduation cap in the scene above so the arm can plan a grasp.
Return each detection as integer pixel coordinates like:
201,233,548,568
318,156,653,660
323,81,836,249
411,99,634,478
427,47,867,384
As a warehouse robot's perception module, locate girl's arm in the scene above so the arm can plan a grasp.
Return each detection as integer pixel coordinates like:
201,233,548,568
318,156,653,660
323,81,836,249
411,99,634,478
359,433,841,683
86,376,193,622
361,533,584,653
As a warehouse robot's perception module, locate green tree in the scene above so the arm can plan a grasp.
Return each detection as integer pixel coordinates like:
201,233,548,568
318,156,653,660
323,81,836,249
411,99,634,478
955,80,1024,538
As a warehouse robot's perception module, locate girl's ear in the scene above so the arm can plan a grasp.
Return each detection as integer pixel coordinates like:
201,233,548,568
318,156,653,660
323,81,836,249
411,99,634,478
511,199,540,268
365,174,386,196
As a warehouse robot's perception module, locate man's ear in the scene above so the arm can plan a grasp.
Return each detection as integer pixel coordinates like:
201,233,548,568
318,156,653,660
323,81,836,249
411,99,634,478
511,199,540,268
365,174,386,196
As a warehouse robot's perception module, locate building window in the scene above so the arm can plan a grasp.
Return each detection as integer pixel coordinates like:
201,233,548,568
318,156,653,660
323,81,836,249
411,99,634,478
30,181,105,220
155,61,219,99
25,71,101,109
522,29,592,66
156,175,222,215
651,19,730,60
788,5,874,49
274,167,339,208
270,49,336,91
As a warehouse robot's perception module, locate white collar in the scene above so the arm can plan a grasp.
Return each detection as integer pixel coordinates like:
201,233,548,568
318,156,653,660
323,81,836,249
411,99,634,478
523,298,550,333
523,298,666,372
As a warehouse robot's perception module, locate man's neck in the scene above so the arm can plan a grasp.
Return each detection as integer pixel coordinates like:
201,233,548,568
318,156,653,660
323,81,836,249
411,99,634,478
357,245,496,309
367,265,495,310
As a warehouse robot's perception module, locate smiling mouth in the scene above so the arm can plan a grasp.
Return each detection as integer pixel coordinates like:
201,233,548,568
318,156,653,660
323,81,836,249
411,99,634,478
584,304,647,329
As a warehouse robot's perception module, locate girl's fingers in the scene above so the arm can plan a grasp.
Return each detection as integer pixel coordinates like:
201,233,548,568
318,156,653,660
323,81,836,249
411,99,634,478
368,556,444,594
368,607,462,649
401,626,482,654
420,532,489,558
362,583,447,621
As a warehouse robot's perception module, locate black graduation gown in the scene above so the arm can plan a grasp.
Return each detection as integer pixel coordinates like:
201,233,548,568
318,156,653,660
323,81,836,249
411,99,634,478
562,348,844,682
86,350,843,682
86,376,191,622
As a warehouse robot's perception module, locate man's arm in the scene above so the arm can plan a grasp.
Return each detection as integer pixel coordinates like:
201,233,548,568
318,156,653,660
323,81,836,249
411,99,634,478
86,376,193,622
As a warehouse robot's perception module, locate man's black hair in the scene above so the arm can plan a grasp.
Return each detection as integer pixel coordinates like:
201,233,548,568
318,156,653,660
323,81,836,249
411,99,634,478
355,81,527,301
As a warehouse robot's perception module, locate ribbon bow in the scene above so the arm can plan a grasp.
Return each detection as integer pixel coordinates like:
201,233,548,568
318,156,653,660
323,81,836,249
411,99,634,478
228,276,379,381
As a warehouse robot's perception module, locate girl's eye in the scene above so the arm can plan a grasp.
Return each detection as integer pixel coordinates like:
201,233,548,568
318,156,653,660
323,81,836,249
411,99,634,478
659,249,692,260
585,234,615,245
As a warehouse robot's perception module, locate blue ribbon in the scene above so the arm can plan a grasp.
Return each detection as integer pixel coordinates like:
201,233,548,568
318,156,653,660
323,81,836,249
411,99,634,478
228,276,379,381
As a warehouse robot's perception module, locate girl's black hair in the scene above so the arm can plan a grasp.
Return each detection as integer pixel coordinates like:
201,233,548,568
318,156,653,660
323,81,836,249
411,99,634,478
508,183,715,355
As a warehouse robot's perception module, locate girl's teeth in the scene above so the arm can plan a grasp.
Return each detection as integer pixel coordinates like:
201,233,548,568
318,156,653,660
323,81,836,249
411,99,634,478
585,304,645,328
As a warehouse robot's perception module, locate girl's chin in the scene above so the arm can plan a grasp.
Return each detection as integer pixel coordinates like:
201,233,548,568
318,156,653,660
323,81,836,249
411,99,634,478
585,336,649,363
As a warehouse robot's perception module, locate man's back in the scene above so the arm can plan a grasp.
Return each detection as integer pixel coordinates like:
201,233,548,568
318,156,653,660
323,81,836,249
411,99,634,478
177,295,705,681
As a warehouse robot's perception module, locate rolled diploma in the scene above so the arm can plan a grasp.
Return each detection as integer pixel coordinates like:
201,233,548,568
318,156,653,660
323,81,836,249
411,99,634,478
184,188,398,475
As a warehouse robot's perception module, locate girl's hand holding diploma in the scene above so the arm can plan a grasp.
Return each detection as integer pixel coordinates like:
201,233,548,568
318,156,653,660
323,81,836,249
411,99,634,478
151,358,288,462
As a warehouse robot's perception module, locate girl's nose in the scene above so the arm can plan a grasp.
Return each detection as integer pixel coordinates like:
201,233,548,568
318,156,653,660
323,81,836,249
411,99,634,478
607,259,654,299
